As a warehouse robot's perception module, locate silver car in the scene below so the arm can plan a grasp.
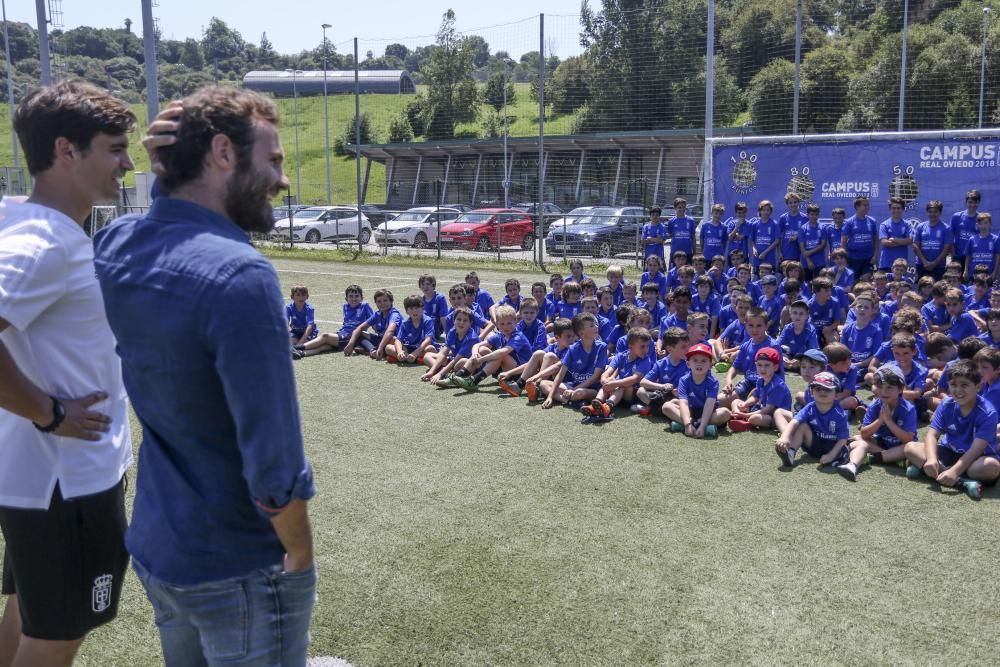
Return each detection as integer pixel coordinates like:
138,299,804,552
272,206,373,244
374,207,463,248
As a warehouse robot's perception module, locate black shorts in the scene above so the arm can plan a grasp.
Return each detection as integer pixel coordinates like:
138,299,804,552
847,258,872,280
0,477,129,641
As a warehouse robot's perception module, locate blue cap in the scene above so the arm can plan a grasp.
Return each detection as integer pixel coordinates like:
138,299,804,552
798,349,828,365
761,274,778,286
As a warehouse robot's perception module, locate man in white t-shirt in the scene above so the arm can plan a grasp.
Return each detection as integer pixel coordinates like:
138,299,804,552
0,81,135,667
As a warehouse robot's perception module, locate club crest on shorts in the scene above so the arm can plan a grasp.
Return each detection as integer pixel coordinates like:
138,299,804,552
92,574,113,613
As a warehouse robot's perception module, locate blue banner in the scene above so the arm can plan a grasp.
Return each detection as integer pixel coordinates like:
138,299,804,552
713,139,1000,227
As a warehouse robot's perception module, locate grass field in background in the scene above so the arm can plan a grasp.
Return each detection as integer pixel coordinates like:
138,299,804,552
6,256,1000,666
0,82,576,207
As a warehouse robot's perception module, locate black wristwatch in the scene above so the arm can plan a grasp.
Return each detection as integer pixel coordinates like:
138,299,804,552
33,396,66,433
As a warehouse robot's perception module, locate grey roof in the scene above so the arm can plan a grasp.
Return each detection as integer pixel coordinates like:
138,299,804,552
242,70,416,97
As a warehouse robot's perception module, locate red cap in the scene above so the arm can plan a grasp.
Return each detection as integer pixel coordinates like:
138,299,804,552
685,342,714,360
755,346,781,366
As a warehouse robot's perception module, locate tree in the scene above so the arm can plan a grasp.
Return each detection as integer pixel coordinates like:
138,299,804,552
158,39,184,65
484,70,515,112
180,38,204,70
0,21,38,62
466,35,490,68
258,32,275,67
547,56,590,116
104,56,142,90
405,94,429,136
385,43,409,61
202,17,245,63
334,113,375,155
421,10,480,139
388,112,415,143
61,27,124,60
800,43,851,133
745,59,796,134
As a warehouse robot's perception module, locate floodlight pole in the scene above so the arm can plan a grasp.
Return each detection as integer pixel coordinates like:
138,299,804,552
703,0,715,213
354,38,363,245
35,0,51,85
285,69,302,202
898,0,910,131
980,7,992,129
502,59,512,210
792,0,802,135
141,0,159,123
2,0,20,172
322,23,332,204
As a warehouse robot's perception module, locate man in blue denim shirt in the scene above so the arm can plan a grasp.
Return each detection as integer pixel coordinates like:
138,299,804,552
93,88,316,666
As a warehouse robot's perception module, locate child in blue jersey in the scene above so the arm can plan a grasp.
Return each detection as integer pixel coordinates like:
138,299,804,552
720,307,778,409
840,364,918,480
798,204,827,279
840,293,882,375
564,258,590,285
422,307,480,386
345,288,403,361
666,198,696,266
686,312,710,349
842,196,879,281
691,275,721,338
555,281,583,321
773,372,850,468
777,300,819,372
618,308,657,369
974,347,1000,419
296,284,375,358
640,282,667,327
778,192,806,264
790,349,827,411
445,284,492,336
581,296,613,343
921,281,950,333
699,204,728,267
925,334,961,405
530,282,554,324
497,278,522,314
419,274,449,337
966,275,991,311
386,294,437,364
658,287,691,341
499,317,577,400
912,200,952,281
692,254,708,279
464,271,495,319
807,277,841,346
865,308,925,382
665,252,690,292
830,249,854,290
622,280,639,306
584,327,654,418
708,254,728,294
640,206,668,262
286,286,317,346
541,312,608,409
823,342,863,417
546,273,564,316
824,207,846,265
964,212,999,282
951,189,981,269
726,202,751,268
904,359,1000,498
605,303,633,351
578,277,598,300
635,327,689,416
605,265,625,305
714,293,753,362
663,343,731,437
943,288,978,345
515,297,548,352
887,332,931,416
597,287,616,322
877,196,912,271
736,263,763,303
779,278,804,330
749,200,779,274
757,275,783,337
640,255,668,301
979,309,1000,350
728,346,791,432
450,305,532,390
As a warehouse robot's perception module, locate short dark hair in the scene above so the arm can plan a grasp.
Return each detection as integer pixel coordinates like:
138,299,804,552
402,295,423,310
571,311,598,334
973,347,1000,369
661,326,689,347
15,80,136,176
948,359,981,385
373,289,394,303
505,277,521,291
157,87,279,192
627,327,653,345
345,284,363,298
924,332,955,358
958,336,988,360
615,303,635,325
552,317,574,337
671,286,692,302
823,342,851,364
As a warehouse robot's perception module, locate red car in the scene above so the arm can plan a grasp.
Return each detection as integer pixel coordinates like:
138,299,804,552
438,208,537,252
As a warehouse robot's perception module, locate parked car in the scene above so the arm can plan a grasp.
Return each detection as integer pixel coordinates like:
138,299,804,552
544,206,596,237
439,208,537,252
545,206,647,258
513,202,564,235
337,203,389,225
374,206,463,248
273,206,373,244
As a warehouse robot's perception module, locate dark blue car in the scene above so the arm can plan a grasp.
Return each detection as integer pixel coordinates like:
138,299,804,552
545,206,647,258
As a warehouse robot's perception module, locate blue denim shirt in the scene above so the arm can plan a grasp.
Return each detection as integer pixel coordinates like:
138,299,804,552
93,197,314,585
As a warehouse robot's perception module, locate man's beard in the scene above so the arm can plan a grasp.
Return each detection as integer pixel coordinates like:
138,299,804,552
224,164,277,234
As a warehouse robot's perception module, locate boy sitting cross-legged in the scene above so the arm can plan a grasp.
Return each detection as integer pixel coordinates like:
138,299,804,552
728,346,791,432
422,307,481,386
541,312,609,409
385,295,437,364
451,305,533,390
835,364,917,481
777,299,819,372
633,327,689,417
345,288,403,361
662,343,732,438
773,349,827,432
515,296,548,352
823,342,864,417
583,328,654,419
774,371,851,469
498,317,577,400
903,359,1000,499
295,284,374,358
719,306,778,409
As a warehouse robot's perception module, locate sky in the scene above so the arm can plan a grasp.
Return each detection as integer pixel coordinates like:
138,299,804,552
7,0,587,59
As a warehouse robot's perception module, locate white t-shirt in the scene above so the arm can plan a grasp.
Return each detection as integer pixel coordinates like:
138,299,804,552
0,201,132,509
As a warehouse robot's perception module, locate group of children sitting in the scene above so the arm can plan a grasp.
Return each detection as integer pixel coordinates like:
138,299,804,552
284,228,1000,499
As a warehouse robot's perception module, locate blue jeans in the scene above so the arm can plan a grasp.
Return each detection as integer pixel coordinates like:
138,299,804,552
133,559,316,667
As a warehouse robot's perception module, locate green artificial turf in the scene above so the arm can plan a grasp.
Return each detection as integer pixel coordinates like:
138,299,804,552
10,258,1000,666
